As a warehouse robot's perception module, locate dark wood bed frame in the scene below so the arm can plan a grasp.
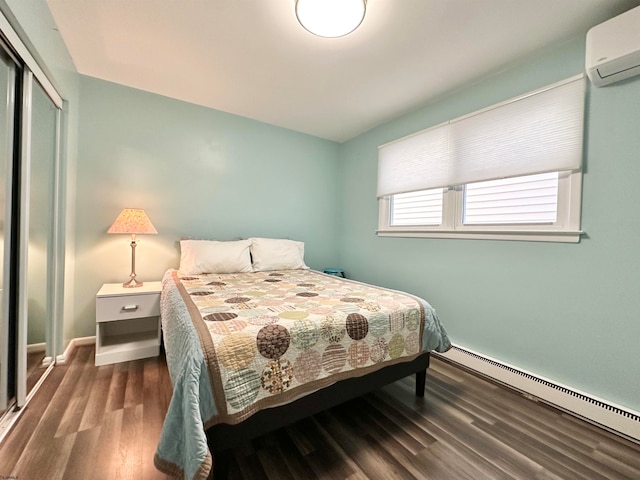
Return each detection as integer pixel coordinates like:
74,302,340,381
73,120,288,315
207,352,430,479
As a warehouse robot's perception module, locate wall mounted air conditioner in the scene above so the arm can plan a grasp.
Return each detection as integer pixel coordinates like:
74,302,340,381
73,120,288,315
586,5,640,87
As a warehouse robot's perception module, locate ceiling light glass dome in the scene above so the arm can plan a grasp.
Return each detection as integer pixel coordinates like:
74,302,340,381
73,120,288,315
296,0,367,38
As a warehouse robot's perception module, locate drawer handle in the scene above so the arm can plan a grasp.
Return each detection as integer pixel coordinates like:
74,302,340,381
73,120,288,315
121,305,139,312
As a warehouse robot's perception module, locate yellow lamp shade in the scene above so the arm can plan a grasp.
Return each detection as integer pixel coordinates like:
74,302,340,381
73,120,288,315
107,208,158,235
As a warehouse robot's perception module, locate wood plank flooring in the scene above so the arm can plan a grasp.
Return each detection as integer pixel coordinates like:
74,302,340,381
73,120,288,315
1,345,639,479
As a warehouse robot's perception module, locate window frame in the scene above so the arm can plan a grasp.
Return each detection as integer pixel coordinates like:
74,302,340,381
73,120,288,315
377,170,583,243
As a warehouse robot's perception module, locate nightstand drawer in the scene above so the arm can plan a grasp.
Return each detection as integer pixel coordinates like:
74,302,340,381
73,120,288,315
96,293,160,322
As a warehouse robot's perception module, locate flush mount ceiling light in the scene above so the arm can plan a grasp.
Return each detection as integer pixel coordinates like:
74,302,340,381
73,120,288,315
296,0,367,38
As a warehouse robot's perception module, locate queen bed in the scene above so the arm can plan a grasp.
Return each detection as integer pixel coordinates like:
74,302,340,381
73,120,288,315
154,238,451,479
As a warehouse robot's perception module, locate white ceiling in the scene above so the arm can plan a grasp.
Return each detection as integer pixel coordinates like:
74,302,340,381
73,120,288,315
46,0,638,143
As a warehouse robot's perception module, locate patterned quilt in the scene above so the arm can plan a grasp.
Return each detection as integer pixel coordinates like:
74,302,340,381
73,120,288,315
155,269,451,479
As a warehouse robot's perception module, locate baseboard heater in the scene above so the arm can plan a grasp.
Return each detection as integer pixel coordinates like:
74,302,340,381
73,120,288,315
433,345,640,443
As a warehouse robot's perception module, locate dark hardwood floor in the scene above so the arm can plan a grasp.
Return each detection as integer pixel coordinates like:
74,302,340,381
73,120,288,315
0,345,638,480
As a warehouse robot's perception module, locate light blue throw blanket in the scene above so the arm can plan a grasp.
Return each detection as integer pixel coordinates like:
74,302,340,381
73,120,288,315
154,271,217,480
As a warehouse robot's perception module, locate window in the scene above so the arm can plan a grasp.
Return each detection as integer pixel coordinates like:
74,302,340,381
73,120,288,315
463,172,559,225
390,189,443,226
377,75,585,243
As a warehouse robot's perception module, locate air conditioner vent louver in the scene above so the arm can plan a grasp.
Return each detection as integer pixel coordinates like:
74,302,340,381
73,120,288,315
586,6,640,87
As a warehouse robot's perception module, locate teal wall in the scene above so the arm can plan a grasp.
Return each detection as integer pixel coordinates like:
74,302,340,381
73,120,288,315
337,37,640,412
73,76,341,337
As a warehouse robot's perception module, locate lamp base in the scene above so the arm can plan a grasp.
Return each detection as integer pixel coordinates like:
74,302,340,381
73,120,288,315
123,278,143,288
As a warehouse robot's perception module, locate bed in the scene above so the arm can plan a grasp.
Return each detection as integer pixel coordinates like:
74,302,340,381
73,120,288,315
154,238,451,480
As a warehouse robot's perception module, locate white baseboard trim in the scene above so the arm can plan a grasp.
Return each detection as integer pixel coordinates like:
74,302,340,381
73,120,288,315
56,336,95,365
434,345,640,443
27,342,46,354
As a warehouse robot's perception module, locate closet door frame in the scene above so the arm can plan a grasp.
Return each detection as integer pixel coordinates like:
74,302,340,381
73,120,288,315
0,7,65,410
0,6,64,414
15,69,31,407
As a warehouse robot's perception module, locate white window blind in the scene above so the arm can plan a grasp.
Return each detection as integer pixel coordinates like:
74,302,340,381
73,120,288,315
390,189,443,226
449,78,585,186
377,75,585,196
463,172,559,225
377,123,449,197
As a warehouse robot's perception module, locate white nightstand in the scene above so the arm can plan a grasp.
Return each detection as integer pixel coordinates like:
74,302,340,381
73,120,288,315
95,281,162,366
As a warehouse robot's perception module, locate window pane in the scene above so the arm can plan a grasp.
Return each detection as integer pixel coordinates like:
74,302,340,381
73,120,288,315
463,172,559,225
390,189,443,226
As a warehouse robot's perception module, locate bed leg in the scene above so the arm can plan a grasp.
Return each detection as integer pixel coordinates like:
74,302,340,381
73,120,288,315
415,369,426,397
212,450,230,480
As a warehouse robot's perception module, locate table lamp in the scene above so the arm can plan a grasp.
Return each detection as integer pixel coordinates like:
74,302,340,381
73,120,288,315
107,208,158,288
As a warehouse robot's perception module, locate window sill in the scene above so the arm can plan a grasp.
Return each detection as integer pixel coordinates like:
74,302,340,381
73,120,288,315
376,229,584,243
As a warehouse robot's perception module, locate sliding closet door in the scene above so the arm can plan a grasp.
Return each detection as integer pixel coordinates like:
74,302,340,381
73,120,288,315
16,72,59,406
0,12,64,414
0,43,17,414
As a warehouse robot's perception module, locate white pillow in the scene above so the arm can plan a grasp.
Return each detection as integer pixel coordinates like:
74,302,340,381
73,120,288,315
249,238,309,271
179,239,253,275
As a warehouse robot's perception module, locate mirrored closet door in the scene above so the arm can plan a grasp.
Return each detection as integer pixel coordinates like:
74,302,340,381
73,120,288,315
18,73,59,402
0,39,18,417
0,18,63,416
